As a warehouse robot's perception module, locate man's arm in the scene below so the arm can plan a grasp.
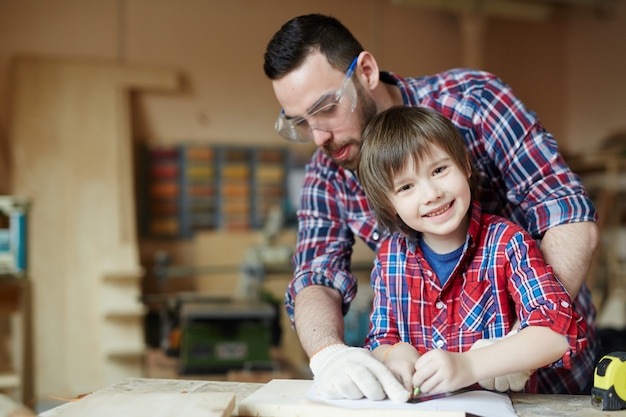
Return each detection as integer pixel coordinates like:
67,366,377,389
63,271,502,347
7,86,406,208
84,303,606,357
293,285,345,356
539,221,599,299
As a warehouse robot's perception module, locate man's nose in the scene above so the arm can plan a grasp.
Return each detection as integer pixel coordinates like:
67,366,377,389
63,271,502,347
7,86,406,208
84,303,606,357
311,127,333,147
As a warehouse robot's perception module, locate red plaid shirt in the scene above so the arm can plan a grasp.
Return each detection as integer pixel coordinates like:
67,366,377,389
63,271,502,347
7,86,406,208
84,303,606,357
364,203,587,384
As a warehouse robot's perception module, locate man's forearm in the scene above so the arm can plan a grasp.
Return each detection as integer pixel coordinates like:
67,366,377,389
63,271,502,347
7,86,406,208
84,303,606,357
294,285,346,357
540,221,599,299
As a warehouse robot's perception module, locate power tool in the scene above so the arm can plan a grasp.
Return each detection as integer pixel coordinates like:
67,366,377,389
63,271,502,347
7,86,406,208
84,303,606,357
591,351,626,411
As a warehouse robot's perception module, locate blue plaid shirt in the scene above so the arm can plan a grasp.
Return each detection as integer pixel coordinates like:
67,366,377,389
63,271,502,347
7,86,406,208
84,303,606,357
286,68,600,394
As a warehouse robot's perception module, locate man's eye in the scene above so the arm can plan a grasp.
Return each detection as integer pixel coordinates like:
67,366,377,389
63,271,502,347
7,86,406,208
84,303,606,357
315,102,338,116
294,117,309,128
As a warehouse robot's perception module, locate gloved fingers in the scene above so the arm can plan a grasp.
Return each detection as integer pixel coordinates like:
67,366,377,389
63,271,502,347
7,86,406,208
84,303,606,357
494,376,511,392
313,355,386,401
314,365,367,400
477,377,496,391
346,365,387,401
507,370,531,391
366,360,410,402
325,376,368,400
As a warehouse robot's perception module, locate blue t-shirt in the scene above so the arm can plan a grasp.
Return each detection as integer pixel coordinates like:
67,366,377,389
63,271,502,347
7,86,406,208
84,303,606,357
418,239,463,287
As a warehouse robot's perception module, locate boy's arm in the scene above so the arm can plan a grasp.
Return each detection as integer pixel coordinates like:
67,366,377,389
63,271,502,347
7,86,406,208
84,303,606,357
413,326,568,395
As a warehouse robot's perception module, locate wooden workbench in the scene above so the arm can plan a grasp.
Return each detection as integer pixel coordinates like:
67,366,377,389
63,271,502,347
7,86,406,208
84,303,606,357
39,377,622,417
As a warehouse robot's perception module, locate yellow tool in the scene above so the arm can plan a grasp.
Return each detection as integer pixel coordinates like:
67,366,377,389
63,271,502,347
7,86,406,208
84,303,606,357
591,351,626,411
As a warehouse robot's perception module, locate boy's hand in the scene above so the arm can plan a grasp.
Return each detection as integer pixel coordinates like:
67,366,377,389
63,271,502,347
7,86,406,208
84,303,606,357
382,343,421,392
412,349,475,394
310,344,411,402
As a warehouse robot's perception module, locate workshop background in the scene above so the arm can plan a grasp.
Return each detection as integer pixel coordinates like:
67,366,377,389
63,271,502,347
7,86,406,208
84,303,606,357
0,0,625,412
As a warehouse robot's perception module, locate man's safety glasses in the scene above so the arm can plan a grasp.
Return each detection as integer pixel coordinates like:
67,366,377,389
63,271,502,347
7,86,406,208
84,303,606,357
275,56,358,143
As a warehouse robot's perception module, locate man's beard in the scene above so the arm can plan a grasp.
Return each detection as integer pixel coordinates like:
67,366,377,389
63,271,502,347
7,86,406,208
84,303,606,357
323,88,378,170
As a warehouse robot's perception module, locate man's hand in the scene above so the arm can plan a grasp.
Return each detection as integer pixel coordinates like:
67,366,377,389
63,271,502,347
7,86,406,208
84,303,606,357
309,344,411,402
469,338,533,391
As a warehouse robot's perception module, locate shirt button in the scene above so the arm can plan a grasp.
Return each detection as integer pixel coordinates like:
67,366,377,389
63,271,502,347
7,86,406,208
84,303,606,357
436,301,444,309
372,232,380,241
426,270,433,277
435,340,444,348
561,300,570,308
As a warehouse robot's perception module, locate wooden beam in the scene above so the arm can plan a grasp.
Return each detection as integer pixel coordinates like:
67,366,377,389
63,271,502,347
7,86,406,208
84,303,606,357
460,11,486,69
390,0,553,21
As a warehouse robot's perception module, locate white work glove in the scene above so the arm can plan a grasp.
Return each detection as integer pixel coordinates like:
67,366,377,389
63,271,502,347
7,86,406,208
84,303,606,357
309,344,411,403
469,337,533,392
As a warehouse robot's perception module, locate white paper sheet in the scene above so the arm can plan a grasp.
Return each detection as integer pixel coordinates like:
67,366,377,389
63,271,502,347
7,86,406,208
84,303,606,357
305,383,517,417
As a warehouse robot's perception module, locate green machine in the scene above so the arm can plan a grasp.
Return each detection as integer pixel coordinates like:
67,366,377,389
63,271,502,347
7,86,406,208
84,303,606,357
179,299,276,374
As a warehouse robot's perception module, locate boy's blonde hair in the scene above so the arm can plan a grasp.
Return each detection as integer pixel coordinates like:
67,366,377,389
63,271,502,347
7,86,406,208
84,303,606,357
358,106,475,236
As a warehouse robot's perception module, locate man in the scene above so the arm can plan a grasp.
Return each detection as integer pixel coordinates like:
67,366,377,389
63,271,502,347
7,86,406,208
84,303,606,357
263,13,600,402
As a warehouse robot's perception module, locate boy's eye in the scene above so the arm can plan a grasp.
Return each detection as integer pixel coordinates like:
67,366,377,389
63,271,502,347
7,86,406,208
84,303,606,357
397,183,412,193
433,166,447,175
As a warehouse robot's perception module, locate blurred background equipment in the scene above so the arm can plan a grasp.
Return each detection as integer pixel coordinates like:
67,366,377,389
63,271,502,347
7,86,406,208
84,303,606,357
145,205,292,375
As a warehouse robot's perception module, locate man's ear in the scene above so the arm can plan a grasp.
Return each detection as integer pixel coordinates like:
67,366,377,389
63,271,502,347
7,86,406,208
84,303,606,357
357,51,380,91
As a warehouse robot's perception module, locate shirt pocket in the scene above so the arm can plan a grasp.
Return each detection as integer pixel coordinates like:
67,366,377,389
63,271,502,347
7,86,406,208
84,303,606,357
459,279,496,333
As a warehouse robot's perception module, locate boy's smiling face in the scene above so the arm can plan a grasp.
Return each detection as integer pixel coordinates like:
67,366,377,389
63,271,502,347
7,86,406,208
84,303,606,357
390,144,472,253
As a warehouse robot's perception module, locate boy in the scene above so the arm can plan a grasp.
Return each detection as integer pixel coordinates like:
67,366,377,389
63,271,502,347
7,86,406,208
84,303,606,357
358,106,587,396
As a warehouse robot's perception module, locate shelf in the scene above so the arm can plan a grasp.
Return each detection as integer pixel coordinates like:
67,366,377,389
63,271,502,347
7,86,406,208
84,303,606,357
107,350,145,361
105,310,145,320
142,144,296,238
102,269,144,282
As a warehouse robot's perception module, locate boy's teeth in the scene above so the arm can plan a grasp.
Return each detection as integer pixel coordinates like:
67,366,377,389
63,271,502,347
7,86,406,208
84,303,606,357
426,202,451,217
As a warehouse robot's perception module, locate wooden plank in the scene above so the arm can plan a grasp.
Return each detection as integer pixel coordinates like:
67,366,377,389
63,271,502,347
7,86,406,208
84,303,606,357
56,391,235,417
39,378,262,417
238,379,467,417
